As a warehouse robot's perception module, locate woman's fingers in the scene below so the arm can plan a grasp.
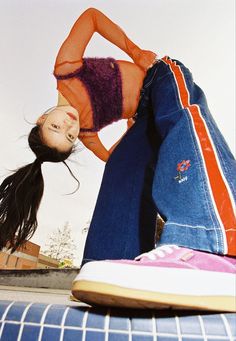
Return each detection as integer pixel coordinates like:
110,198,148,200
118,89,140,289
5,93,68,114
150,56,158,67
147,56,159,70
134,50,158,71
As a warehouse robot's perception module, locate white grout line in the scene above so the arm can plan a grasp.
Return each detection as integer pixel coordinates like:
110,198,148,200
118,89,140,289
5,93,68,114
198,315,207,341
0,301,15,339
152,312,157,341
104,308,110,341
81,308,89,341
128,315,132,341
59,306,70,341
175,316,182,341
220,314,234,341
16,302,34,341
37,304,53,341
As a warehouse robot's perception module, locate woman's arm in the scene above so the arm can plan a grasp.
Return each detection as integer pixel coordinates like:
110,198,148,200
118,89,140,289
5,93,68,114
80,119,135,162
79,134,110,162
54,7,156,75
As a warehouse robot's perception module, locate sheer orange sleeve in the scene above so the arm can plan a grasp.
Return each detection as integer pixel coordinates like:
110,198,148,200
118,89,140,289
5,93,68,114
54,8,157,162
54,7,144,76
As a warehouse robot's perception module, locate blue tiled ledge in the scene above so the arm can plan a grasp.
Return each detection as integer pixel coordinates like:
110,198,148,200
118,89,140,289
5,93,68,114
0,300,235,341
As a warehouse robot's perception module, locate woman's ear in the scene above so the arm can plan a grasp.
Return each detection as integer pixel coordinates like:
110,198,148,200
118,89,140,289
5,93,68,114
36,114,48,126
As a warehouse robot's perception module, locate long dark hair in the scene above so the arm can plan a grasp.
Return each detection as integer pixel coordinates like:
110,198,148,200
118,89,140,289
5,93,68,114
0,126,77,253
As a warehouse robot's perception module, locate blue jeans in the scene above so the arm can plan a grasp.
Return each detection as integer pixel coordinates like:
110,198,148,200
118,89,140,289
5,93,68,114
83,56,236,262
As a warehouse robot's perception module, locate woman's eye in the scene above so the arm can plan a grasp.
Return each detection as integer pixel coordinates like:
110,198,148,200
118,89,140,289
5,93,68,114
52,124,60,129
68,134,75,140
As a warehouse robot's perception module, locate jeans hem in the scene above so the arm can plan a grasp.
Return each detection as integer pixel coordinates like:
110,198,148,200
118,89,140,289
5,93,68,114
158,222,224,254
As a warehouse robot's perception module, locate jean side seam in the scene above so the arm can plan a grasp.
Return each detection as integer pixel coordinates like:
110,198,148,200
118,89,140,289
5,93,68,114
190,106,231,253
177,64,223,253
218,148,236,198
184,110,221,253
184,110,218,227
210,121,236,198
164,63,184,112
207,116,236,199
160,59,221,252
205,119,236,240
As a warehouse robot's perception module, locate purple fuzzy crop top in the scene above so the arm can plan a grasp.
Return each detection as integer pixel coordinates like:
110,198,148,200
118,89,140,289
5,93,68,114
54,57,123,133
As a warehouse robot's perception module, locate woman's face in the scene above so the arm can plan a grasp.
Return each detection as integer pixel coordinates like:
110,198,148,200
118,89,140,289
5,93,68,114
37,106,80,152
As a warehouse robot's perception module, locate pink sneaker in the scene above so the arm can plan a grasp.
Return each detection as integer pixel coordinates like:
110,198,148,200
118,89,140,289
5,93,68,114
72,245,236,311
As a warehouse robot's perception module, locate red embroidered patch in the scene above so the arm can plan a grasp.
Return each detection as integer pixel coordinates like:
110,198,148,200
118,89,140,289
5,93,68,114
177,160,191,172
174,160,191,183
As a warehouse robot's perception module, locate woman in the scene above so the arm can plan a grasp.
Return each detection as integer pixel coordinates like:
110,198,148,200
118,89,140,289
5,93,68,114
1,8,236,311
0,8,155,252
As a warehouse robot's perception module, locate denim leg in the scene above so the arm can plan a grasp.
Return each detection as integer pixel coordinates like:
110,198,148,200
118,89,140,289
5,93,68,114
151,57,236,256
82,112,160,263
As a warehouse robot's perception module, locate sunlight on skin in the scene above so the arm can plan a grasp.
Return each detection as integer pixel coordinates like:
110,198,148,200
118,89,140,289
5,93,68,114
37,106,80,152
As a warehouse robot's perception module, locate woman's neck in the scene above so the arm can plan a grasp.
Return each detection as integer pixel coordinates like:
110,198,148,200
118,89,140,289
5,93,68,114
57,91,70,106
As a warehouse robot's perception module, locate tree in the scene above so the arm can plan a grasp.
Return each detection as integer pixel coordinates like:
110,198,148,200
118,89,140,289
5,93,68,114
82,220,90,234
42,222,76,266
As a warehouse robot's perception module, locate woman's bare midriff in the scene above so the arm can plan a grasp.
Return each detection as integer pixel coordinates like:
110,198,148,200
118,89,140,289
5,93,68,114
117,60,146,119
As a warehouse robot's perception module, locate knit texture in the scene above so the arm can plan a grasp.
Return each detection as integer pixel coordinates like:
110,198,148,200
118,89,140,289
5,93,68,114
54,57,123,132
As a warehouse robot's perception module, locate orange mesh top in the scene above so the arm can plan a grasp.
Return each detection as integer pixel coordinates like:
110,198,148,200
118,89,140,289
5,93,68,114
54,8,157,161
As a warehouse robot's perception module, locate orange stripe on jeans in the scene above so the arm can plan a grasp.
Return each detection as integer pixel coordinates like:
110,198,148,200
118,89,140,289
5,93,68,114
162,56,236,255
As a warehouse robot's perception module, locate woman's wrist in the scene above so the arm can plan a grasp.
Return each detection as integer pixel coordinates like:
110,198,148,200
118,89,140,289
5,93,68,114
132,48,157,71
129,45,142,63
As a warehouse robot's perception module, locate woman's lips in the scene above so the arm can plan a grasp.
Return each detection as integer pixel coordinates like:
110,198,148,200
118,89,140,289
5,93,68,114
66,112,77,120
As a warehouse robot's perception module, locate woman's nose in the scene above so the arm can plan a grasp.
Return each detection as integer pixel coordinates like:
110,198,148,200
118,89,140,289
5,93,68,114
64,119,73,126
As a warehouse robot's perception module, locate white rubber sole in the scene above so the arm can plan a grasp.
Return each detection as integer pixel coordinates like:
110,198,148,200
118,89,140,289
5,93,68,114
72,261,236,311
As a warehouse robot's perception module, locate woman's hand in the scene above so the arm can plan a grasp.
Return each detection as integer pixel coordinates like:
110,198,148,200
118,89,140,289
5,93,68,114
127,117,135,129
132,48,157,71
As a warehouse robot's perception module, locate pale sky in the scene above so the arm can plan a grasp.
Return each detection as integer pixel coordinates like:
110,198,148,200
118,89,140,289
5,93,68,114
0,0,235,266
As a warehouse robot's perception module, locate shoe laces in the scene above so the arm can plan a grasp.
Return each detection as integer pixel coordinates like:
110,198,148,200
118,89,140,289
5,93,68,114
135,245,180,261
